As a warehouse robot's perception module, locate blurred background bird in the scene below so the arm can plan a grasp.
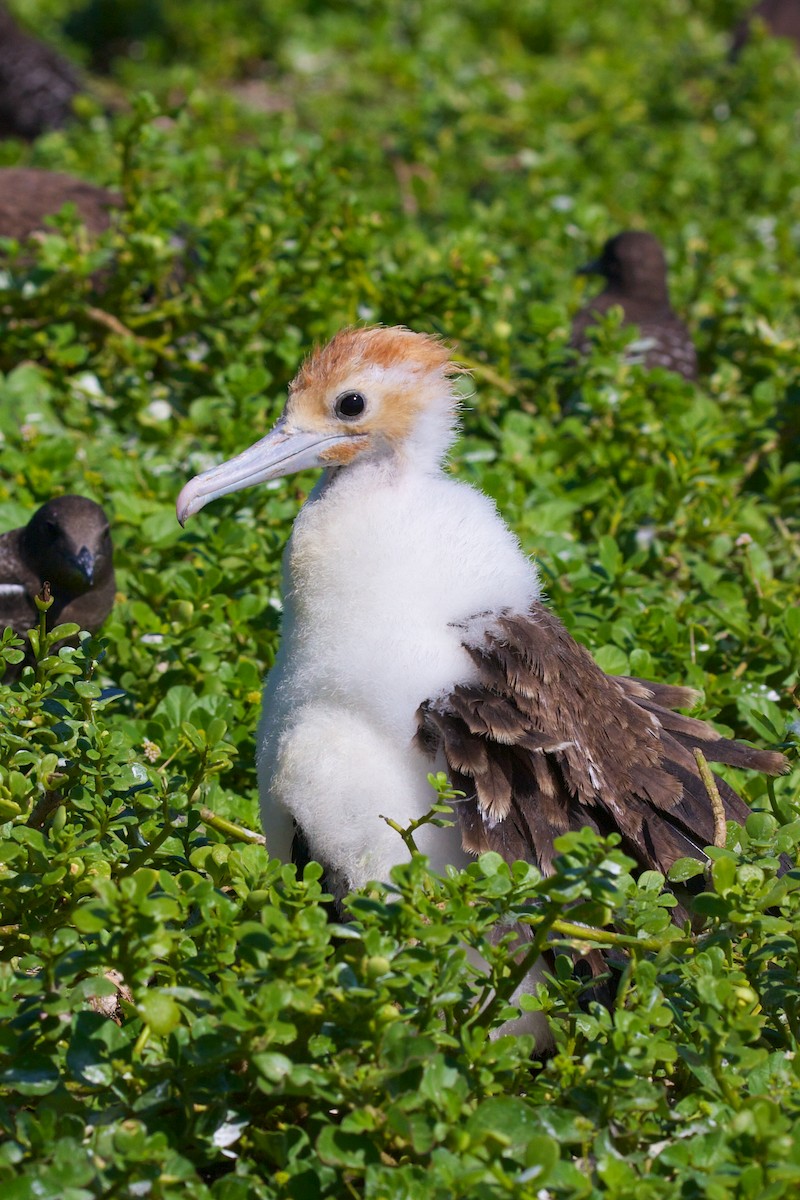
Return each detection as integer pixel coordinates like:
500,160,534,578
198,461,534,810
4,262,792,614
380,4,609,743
0,4,82,141
732,0,800,58
0,495,115,678
0,167,121,241
178,326,785,1044
571,230,698,380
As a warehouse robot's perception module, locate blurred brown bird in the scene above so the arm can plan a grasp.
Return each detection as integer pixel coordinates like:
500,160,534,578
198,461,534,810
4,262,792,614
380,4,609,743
0,495,115,676
732,0,800,57
0,167,121,242
0,5,81,141
571,231,698,381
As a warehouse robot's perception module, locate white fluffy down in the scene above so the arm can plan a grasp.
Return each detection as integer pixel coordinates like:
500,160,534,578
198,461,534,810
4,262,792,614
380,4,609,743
261,703,468,885
256,448,540,892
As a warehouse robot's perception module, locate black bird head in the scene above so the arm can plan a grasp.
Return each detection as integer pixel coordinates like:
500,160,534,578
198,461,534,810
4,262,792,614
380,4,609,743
23,495,113,597
579,231,671,305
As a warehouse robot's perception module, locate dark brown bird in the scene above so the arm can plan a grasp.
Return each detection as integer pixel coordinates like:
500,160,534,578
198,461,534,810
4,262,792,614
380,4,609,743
0,496,115,674
0,5,81,141
571,231,698,381
0,168,121,242
732,0,800,57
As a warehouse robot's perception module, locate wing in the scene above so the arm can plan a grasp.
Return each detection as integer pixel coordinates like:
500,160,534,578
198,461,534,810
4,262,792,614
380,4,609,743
636,317,698,381
416,604,787,877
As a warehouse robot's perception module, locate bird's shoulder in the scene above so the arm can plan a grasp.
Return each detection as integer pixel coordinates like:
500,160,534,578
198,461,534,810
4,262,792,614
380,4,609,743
0,529,37,635
0,528,34,586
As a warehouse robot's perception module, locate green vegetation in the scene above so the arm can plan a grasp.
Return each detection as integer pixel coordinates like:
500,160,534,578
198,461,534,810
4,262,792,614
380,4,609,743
1,0,799,1195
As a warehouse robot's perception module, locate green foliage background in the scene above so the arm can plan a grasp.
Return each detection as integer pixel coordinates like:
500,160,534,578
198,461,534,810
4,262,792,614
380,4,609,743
0,0,799,1195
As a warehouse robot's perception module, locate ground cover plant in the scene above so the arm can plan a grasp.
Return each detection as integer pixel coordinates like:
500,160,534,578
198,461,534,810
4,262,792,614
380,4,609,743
0,0,799,1195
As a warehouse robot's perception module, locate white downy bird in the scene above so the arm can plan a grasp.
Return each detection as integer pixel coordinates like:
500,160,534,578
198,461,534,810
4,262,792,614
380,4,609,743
177,325,785,1043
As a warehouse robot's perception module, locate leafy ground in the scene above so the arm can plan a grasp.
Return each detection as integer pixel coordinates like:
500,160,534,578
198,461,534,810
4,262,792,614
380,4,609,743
0,1,799,1196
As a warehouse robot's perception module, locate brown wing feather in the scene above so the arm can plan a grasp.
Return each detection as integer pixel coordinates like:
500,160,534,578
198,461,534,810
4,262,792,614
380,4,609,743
417,603,787,880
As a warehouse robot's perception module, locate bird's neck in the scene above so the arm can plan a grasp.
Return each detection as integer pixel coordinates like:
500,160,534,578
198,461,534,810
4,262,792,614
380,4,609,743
316,444,445,500
608,278,671,308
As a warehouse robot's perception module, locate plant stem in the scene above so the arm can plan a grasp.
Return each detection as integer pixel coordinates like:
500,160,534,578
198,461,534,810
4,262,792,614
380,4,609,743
694,748,727,848
198,806,266,845
548,918,670,953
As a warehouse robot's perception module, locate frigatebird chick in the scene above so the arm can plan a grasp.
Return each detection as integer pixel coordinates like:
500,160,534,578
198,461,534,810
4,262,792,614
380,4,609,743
177,326,785,1043
571,231,698,381
0,495,115,676
0,168,121,242
0,5,81,141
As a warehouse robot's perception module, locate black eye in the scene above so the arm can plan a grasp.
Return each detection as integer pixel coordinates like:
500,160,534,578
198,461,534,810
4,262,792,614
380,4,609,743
335,391,366,420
